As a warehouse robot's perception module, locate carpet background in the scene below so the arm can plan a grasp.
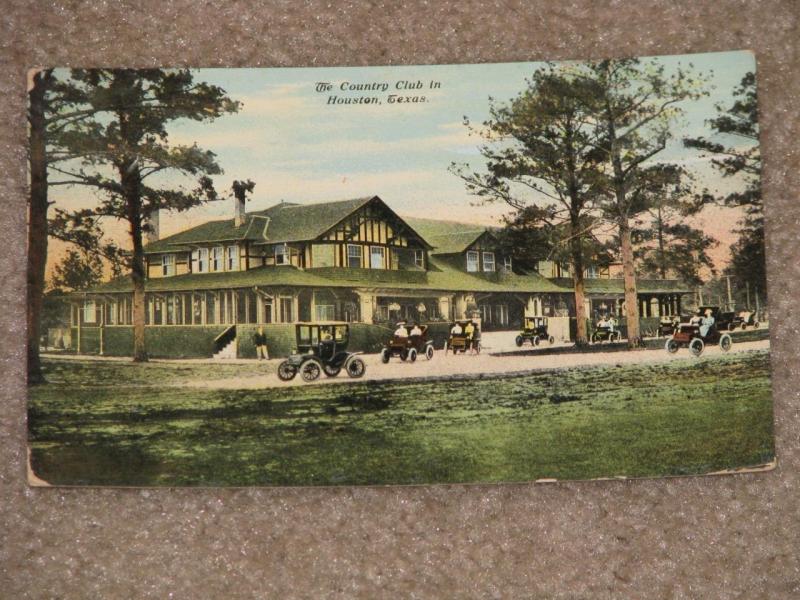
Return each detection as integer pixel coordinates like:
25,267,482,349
1,1,798,597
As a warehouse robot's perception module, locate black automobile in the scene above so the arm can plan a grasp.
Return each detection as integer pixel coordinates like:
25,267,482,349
665,306,733,357
381,323,435,362
515,316,555,347
277,323,366,382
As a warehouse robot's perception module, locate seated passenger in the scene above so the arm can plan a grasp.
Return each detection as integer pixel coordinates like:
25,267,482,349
394,323,408,338
409,323,422,336
689,310,702,326
597,316,609,329
464,321,475,339
607,316,617,332
699,308,715,337
450,322,463,336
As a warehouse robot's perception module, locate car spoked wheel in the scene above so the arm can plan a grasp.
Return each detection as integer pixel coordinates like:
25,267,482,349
400,348,409,361
719,334,732,352
474,341,481,354
408,348,417,362
323,364,341,377
515,335,524,347
300,360,321,382
425,345,434,360
534,336,540,346
689,338,705,357
548,336,555,344
665,337,678,354
380,348,390,364
277,361,297,381
346,357,366,378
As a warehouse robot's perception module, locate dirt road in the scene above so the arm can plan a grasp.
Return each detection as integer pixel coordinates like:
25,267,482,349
179,338,770,390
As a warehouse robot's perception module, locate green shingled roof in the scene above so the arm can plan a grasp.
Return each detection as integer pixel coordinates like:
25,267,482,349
404,217,491,254
144,196,378,254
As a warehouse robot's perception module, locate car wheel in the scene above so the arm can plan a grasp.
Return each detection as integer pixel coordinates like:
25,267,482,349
515,335,524,347
754,321,760,329
346,357,366,378
689,338,705,357
719,334,732,352
323,364,341,377
474,341,481,354
400,348,409,361
534,336,540,346
277,360,297,381
728,322,736,331
300,360,321,382
548,336,555,344
665,337,679,354
426,345,434,360
380,348,390,364
408,348,417,362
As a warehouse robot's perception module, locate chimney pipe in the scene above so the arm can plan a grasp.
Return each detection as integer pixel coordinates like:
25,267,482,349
145,209,160,244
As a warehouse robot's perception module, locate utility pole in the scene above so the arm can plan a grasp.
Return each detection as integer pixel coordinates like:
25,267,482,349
726,275,733,311
698,287,704,306
755,286,760,318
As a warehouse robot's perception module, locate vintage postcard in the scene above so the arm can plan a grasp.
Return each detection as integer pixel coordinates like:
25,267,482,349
26,50,773,486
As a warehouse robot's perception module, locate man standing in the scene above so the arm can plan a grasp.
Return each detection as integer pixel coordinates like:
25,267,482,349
254,326,269,360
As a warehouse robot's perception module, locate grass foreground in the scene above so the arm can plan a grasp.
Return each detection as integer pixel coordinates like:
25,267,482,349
28,350,774,486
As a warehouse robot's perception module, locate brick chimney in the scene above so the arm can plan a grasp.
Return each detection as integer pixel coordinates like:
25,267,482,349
234,194,246,227
145,209,159,244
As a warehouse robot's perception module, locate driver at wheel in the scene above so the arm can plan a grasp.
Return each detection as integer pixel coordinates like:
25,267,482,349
394,322,408,338
409,323,422,337
450,322,463,336
699,308,715,337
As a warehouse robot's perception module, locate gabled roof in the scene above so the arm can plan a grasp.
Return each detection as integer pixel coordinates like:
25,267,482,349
145,195,428,254
404,217,494,255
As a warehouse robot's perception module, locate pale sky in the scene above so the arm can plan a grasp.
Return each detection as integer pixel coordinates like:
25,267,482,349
48,50,758,279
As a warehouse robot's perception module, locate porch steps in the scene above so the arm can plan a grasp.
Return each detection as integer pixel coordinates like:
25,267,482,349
213,338,238,360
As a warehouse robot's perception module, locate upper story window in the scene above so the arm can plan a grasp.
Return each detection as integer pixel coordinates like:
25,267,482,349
466,251,479,272
193,248,209,273
370,246,386,269
211,246,223,271
275,243,290,266
161,254,175,276
226,245,238,271
503,256,512,272
347,244,362,268
413,249,425,269
585,265,598,279
482,252,495,272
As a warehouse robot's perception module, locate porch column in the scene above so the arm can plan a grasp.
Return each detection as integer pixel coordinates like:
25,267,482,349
454,294,468,320
355,290,375,324
438,295,452,321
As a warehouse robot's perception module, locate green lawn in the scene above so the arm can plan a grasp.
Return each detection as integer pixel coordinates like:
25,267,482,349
28,351,775,486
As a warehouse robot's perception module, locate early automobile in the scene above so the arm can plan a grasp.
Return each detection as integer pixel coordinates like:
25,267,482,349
515,316,555,347
659,315,682,337
444,319,481,355
665,307,733,357
381,323,435,362
734,310,760,329
277,322,366,382
590,318,622,343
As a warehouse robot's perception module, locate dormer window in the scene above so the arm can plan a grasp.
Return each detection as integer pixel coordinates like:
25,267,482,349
482,252,495,272
161,254,175,276
226,245,238,271
211,246,223,271
413,249,424,269
466,251,479,272
275,243,290,265
193,248,209,273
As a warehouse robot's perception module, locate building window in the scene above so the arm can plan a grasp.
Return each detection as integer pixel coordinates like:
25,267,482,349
316,304,336,321
82,301,96,324
280,297,294,323
226,245,238,271
211,246,223,271
275,244,289,265
414,249,425,269
370,246,386,269
483,252,495,272
195,248,209,273
585,265,598,278
467,251,479,272
347,244,362,268
504,256,512,272
161,254,175,276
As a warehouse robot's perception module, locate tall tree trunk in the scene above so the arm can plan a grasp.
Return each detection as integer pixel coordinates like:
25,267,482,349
619,217,640,346
126,185,148,362
569,213,588,346
27,70,51,384
657,206,666,279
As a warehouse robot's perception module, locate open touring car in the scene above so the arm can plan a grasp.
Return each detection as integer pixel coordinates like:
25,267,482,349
515,316,555,347
381,323,435,362
665,307,732,357
444,319,481,355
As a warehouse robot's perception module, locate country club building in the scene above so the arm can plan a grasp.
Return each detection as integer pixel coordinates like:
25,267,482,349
66,195,689,358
